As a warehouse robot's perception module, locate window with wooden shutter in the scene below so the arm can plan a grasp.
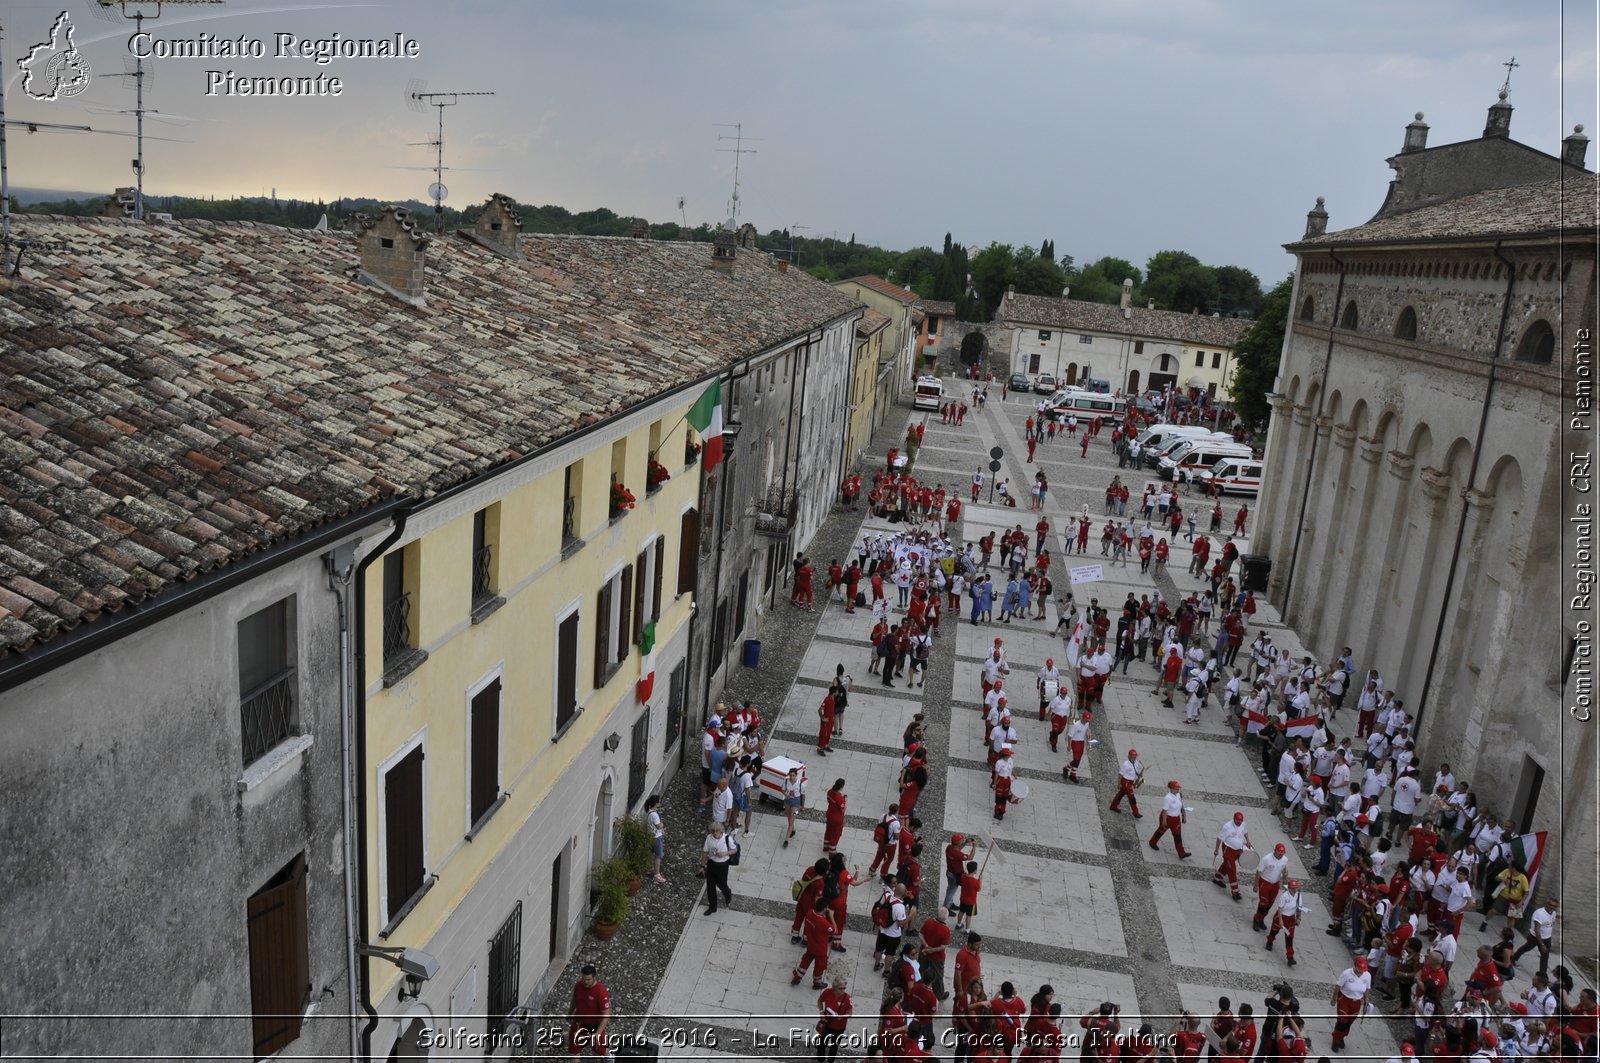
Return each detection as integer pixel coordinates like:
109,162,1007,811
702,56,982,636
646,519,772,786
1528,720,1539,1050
469,678,501,829
384,747,425,923
633,549,647,646
652,537,665,619
618,566,633,663
593,585,610,687
556,611,580,734
677,508,700,594
248,853,308,1060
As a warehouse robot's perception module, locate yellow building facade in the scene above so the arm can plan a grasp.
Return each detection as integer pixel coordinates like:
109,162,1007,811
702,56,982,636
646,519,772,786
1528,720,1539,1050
846,309,890,469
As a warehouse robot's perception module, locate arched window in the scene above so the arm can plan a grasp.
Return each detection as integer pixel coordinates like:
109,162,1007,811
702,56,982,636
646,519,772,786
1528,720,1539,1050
1394,306,1418,341
1515,319,1555,364
1339,300,1359,330
1299,295,1315,321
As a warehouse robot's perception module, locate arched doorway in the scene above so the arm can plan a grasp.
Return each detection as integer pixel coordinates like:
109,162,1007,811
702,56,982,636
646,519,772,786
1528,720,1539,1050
388,1017,431,1060
1126,370,1140,395
590,776,615,868
1064,363,1078,386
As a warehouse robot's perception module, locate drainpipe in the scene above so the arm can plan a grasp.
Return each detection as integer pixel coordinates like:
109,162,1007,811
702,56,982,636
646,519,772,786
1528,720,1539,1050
352,506,412,1062
324,543,361,1063
1280,250,1346,608
1413,240,1516,739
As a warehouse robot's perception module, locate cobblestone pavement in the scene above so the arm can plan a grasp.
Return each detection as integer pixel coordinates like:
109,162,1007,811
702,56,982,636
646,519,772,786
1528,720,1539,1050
534,382,1575,1060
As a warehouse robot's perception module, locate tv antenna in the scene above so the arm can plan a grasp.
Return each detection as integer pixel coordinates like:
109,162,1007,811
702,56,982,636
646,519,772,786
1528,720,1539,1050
714,123,760,228
88,0,223,221
406,80,495,230
677,195,687,228
788,223,809,264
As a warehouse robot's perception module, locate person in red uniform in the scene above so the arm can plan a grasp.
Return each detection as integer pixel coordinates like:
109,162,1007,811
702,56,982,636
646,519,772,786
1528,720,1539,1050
1329,956,1371,1050
815,976,853,1062
1027,435,1038,462
1213,812,1250,899
791,858,830,940
992,981,1028,1057
1080,1002,1122,1062
794,556,815,609
1234,505,1248,535
844,561,862,613
1171,1012,1207,1060
823,779,847,853
947,495,963,526
1252,844,1290,931
792,897,838,988
816,690,836,755
878,988,912,1058
1326,861,1364,935
1149,780,1192,858
567,965,611,1057
954,933,983,999
1022,1003,1066,1061
919,906,953,1000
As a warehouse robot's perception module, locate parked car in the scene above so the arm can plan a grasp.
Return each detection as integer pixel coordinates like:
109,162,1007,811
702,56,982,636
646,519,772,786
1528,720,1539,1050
1034,373,1056,393
1132,398,1160,417
1009,373,1031,392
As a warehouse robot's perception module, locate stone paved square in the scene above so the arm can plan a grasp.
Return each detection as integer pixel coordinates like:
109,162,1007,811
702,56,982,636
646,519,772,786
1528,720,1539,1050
942,765,1107,856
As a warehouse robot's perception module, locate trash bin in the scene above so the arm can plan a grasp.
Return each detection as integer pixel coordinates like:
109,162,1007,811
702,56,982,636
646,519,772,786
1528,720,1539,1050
1240,554,1272,593
742,638,761,668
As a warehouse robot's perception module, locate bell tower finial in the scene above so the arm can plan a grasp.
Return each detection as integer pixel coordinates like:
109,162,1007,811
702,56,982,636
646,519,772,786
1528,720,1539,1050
1500,55,1519,96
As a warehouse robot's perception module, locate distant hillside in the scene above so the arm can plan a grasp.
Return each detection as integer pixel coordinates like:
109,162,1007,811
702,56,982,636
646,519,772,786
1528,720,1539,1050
10,187,105,206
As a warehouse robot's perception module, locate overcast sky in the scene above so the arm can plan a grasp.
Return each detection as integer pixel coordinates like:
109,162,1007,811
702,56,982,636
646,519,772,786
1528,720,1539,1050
5,0,1596,283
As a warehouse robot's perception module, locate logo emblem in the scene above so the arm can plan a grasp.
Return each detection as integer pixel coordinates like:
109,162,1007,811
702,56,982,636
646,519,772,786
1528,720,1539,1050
19,11,93,102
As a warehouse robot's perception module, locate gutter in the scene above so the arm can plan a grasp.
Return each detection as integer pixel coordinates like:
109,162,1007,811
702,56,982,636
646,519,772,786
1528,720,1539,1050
353,506,412,1062
1280,249,1345,607
1412,240,1517,738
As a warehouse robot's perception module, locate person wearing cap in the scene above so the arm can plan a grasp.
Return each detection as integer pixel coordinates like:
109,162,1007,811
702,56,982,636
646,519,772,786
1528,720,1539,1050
1214,812,1252,900
988,714,1018,782
1063,710,1092,782
1109,748,1144,818
567,963,612,1057
1382,1043,1417,1063
1149,780,1192,858
1251,844,1291,932
1263,879,1307,965
1047,684,1075,752
993,747,1016,820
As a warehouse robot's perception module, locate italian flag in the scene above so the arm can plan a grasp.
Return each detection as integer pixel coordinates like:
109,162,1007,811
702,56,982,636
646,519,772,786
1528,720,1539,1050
688,380,724,472
1063,614,1088,671
1510,830,1548,896
636,621,657,703
1284,713,1321,739
1243,708,1271,734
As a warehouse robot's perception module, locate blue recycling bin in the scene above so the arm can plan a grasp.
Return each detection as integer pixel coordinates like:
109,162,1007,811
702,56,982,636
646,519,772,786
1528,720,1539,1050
742,639,761,668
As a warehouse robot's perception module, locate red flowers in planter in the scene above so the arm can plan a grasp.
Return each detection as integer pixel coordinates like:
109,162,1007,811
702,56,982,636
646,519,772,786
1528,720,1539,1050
610,481,637,517
647,459,671,491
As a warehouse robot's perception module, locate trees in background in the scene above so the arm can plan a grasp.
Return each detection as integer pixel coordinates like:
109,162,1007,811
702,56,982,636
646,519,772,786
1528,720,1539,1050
1227,274,1294,433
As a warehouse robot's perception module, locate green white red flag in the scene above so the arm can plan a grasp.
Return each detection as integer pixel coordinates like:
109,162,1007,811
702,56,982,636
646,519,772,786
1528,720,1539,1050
1510,830,1547,896
688,380,724,472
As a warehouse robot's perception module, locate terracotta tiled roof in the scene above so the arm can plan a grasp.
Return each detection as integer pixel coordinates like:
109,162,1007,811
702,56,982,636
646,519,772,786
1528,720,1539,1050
997,294,1251,348
841,275,919,304
1289,171,1599,249
856,307,891,336
916,299,957,317
0,216,860,658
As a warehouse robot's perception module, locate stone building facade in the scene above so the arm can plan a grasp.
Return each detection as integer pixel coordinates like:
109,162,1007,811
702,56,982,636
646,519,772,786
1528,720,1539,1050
1254,101,1596,939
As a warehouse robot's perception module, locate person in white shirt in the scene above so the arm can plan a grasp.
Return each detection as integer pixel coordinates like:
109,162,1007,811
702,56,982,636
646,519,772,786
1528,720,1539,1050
1149,780,1191,857
1430,931,1458,972
1047,688,1075,752
1264,879,1307,965
1444,867,1474,936
1062,710,1092,780
1522,972,1557,1017
992,747,1016,821
1110,749,1143,817
1183,673,1205,724
1329,753,1353,801
1330,956,1373,1049
1298,778,1326,844
1388,770,1422,841
1282,766,1307,822
1362,762,1392,817
1252,843,1290,930
1434,764,1457,795
1036,658,1062,719
1213,811,1252,899
1511,898,1558,977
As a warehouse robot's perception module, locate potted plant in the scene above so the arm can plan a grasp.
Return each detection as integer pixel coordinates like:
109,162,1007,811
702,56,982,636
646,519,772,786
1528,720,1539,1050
646,459,671,493
684,437,702,465
609,481,636,520
590,856,631,941
613,813,654,895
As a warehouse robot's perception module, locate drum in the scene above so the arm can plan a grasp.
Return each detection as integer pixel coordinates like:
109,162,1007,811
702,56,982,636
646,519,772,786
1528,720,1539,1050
1010,779,1031,803
1237,848,1263,873
1041,678,1060,702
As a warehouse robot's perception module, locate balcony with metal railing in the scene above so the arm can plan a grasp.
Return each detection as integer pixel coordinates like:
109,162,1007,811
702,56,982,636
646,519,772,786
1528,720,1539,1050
240,669,296,766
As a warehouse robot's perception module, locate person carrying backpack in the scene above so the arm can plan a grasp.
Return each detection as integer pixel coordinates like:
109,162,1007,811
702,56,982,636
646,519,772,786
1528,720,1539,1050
870,879,910,972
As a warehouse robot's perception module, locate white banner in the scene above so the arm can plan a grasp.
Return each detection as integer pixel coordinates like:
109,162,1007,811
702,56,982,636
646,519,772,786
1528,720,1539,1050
1068,564,1104,585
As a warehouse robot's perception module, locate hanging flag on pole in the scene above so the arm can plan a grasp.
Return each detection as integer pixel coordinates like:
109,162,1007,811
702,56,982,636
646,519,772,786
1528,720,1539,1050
687,380,724,472
1509,830,1547,897
636,620,658,702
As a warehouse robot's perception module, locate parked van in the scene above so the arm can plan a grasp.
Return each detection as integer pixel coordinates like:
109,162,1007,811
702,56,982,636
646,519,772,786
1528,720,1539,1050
1143,430,1232,469
913,375,944,411
1133,424,1211,452
1197,456,1264,496
1159,438,1253,481
1049,392,1127,420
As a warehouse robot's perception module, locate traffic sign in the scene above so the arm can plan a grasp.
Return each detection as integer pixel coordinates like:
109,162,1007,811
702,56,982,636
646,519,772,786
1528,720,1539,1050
989,446,1004,460
988,459,1002,472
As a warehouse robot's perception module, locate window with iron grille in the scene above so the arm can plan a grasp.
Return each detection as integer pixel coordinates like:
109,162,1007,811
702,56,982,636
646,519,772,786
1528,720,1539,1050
562,462,582,546
627,710,650,809
664,662,685,748
247,852,309,1060
471,508,495,608
487,903,522,1043
239,597,296,766
382,551,411,665
1078,334,1093,344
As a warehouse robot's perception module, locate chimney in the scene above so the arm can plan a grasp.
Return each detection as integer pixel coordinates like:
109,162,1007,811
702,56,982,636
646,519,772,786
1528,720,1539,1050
1119,278,1134,310
736,222,759,249
776,257,789,273
1006,283,1015,302
629,217,650,239
1484,89,1513,138
1304,196,1329,238
1402,112,1429,153
1147,300,1155,310
712,229,737,273
472,193,523,258
356,205,429,307
1563,125,1590,168
102,187,136,218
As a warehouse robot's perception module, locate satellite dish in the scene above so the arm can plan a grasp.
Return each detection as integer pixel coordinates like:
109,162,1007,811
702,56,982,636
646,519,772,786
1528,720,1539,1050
428,182,449,203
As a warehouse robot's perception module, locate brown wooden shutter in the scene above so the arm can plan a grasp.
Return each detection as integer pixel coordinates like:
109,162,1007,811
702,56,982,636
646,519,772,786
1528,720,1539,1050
677,508,700,594
593,585,610,687
618,567,633,663
385,747,424,921
248,853,308,1058
470,678,500,825
557,612,579,729
633,550,648,644
653,537,666,619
